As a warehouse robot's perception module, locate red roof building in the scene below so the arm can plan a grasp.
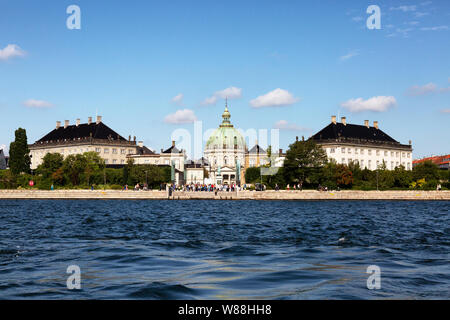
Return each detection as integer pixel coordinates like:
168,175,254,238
413,154,450,170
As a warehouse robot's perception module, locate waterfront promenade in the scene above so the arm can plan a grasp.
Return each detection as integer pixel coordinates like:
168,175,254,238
1,189,449,200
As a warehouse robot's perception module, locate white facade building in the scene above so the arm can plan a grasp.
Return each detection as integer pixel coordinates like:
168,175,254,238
29,116,138,170
311,116,413,170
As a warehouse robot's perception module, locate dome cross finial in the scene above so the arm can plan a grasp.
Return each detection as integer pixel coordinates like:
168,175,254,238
220,98,232,127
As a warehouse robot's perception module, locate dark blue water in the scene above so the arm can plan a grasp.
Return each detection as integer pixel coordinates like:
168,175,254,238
0,200,448,299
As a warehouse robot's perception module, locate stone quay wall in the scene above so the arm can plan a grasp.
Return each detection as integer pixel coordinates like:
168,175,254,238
0,189,449,200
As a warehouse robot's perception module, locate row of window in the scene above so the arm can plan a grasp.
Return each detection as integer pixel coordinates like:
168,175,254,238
329,147,410,158
34,148,135,155
104,159,126,165
96,148,134,155
340,158,411,170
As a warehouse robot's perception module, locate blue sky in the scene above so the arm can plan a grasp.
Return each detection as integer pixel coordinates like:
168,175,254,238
1,0,449,159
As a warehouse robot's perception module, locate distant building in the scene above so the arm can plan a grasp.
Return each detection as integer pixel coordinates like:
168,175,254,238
184,158,209,184
0,149,7,170
127,140,186,172
245,142,268,168
204,103,246,185
311,116,413,170
413,154,450,170
29,116,138,169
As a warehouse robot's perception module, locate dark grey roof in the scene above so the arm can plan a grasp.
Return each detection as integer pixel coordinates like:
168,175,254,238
310,123,398,144
0,149,6,170
162,145,182,154
249,144,266,154
136,146,155,155
36,122,127,143
195,157,209,165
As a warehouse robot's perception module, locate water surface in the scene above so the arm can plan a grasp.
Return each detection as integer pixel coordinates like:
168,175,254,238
0,200,448,299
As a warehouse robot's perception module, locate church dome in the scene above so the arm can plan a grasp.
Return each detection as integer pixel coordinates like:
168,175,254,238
205,104,246,151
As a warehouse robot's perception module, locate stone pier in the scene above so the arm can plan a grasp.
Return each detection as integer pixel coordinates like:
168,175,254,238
0,190,449,200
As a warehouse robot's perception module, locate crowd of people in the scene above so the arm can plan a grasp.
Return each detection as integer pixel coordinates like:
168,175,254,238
121,181,338,192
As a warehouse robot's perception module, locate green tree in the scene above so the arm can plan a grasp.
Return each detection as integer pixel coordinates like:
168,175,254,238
392,165,412,189
413,161,440,181
9,128,31,175
123,158,134,185
245,167,260,183
283,139,327,186
266,145,272,166
83,151,105,185
37,153,64,180
63,154,87,186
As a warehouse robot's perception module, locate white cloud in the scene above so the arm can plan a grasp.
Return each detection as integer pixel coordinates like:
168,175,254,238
440,109,450,114
420,26,449,31
390,5,417,12
407,83,437,95
340,96,397,112
340,50,359,61
414,12,430,18
201,95,218,106
201,86,242,106
164,109,197,124
250,88,299,108
171,93,184,105
214,87,242,99
406,82,450,95
23,99,53,108
274,120,309,131
0,44,26,61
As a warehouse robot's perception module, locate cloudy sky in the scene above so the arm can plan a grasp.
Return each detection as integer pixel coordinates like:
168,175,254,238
0,0,449,158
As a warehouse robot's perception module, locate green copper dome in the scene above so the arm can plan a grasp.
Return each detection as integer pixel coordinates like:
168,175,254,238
205,104,246,150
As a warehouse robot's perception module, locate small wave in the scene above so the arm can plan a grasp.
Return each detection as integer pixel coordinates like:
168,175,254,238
126,282,198,299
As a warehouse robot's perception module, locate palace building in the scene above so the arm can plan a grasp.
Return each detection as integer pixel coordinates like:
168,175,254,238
29,116,138,169
311,116,413,170
204,103,247,185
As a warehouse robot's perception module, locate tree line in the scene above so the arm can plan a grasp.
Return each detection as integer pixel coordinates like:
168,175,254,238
245,139,450,190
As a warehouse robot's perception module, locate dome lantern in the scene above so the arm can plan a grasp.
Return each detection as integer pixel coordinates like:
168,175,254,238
220,98,232,128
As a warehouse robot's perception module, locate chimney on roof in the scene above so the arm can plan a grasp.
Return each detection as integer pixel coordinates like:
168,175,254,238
128,135,131,141
133,136,136,142
331,115,337,124
64,120,69,129
302,136,305,141
409,140,412,145
373,121,379,129
88,117,92,125
161,149,163,153
279,148,282,156
296,136,298,142
138,141,143,148
76,118,80,127
341,117,346,126
364,120,369,128
172,140,175,147
56,121,61,129
96,116,102,124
